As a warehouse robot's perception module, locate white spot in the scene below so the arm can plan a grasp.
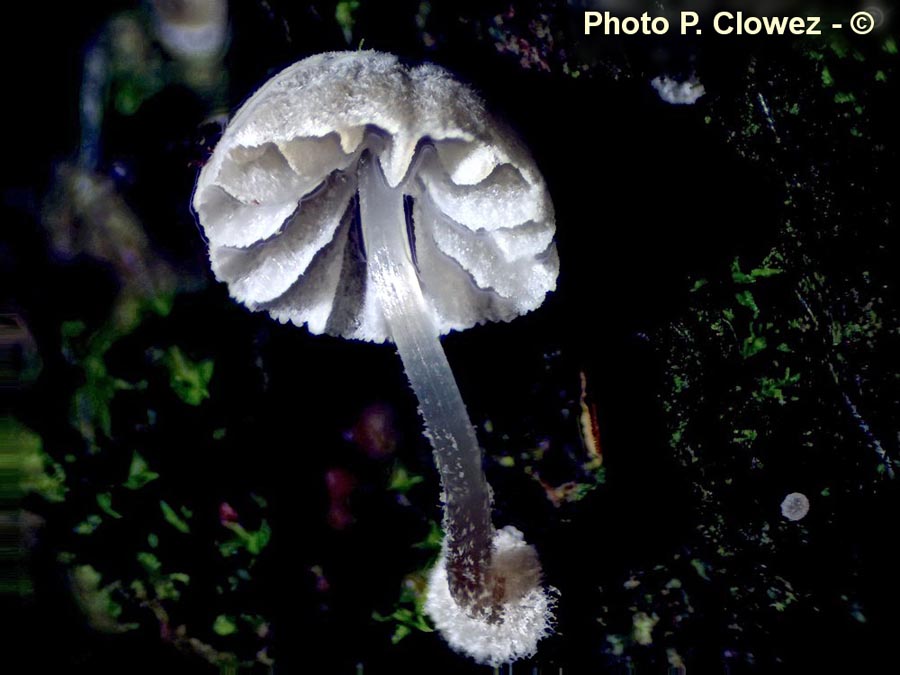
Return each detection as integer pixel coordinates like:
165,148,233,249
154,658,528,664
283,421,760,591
780,492,810,521
651,75,706,105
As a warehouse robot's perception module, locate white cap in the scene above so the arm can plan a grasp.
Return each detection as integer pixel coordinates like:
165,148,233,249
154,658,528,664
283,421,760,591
193,51,558,342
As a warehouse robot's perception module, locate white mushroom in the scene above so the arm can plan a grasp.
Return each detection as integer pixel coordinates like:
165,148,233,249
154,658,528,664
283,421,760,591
192,51,558,663
780,492,810,521
151,0,229,60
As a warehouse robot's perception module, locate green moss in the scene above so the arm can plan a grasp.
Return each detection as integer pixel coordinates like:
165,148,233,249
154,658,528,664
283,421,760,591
74,514,103,535
741,334,768,359
335,0,360,41
96,492,123,519
137,551,162,573
754,368,801,403
735,289,760,317
136,551,190,601
213,614,238,636
219,520,271,557
734,428,758,446
388,462,425,493
164,346,214,406
7,419,67,503
71,565,137,633
373,571,434,644
690,278,709,292
632,611,659,645
123,451,159,490
160,500,191,534
731,258,782,284
412,520,443,552
690,559,710,581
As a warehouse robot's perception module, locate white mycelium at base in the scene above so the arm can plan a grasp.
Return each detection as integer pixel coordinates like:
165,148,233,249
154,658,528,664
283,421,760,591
425,526,556,666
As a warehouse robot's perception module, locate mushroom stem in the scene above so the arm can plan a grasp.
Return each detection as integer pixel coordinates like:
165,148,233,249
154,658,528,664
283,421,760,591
359,153,494,613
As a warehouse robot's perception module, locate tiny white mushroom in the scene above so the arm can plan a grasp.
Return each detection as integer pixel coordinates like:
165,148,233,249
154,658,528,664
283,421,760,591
151,0,229,60
193,51,558,663
651,75,706,105
780,492,810,521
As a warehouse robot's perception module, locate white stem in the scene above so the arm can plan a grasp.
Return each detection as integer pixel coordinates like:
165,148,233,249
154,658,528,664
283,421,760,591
358,153,495,611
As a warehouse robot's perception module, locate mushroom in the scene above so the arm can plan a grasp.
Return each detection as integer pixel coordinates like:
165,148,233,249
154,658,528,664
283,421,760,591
780,492,810,521
192,51,558,663
151,0,228,60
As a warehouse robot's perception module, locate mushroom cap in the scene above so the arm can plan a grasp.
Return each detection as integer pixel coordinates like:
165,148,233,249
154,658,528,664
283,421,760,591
780,492,810,521
152,0,228,59
193,50,558,342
